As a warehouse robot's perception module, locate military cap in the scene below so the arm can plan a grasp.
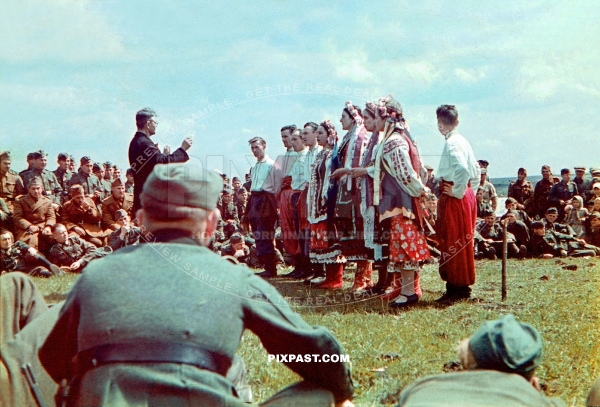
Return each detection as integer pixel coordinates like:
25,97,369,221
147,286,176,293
477,160,489,168
506,209,519,216
232,176,241,182
530,221,544,229
57,152,69,161
92,163,102,172
229,233,243,244
28,177,43,188
111,178,124,188
505,197,517,205
115,209,128,220
103,161,113,168
222,187,234,195
589,212,600,220
0,151,10,160
31,150,47,159
236,187,248,195
574,166,586,171
593,183,600,189
424,164,434,171
80,156,92,165
591,167,600,175
560,168,570,175
546,207,558,214
469,314,542,376
140,163,222,218
482,209,495,217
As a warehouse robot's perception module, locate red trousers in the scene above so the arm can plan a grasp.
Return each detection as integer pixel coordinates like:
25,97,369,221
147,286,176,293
436,187,477,286
279,187,300,256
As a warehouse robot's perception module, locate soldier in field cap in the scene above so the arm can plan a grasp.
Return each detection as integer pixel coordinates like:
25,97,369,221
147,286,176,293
40,162,355,407
398,314,564,406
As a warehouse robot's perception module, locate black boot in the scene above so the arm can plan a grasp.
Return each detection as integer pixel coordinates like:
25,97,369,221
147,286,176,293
304,263,325,285
255,253,277,278
368,261,389,295
282,254,307,279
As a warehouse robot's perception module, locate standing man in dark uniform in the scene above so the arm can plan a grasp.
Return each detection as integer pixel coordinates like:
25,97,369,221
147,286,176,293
128,107,192,214
508,167,534,212
39,163,354,407
549,168,579,222
533,165,555,219
52,153,73,201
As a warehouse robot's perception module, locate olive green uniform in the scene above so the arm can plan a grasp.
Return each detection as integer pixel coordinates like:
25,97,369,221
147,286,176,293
20,169,63,205
0,170,26,212
39,230,354,406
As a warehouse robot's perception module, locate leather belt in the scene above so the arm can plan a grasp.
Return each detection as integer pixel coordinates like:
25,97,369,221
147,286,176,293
72,342,231,377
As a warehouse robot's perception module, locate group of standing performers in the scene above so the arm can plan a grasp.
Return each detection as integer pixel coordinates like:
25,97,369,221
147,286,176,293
246,98,480,307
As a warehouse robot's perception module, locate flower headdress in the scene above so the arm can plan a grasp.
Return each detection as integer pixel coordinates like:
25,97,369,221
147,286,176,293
344,101,363,126
364,101,377,117
320,119,338,146
377,94,403,123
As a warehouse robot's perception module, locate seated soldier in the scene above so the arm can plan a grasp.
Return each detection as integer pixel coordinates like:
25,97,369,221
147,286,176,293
398,314,564,407
476,187,492,219
1,230,63,277
478,209,525,259
92,163,111,202
542,207,576,236
101,178,134,231
529,221,599,259
124,168,135,194
62,185,107,247
12,177,55,251
501,197,532,227
217,187,240,239
474,231,497,260
585,212,600,247
505,209,530,252
108,209,142,251
220,232,251,264
47,224,110,272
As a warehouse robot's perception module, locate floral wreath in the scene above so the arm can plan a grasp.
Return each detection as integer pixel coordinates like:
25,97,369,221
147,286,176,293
345,100,363,126
364,101,377,117
377,94,403,123
320,119,338,146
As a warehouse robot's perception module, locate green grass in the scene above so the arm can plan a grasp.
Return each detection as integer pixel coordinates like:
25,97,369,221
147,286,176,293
33,257,599,406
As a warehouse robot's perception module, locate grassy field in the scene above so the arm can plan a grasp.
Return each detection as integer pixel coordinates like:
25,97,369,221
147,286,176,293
33,257,599,406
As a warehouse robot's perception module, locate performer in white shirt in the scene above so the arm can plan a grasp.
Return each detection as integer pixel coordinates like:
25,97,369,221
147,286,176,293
247,137,283,278
277,125,300,271
434,105,480,304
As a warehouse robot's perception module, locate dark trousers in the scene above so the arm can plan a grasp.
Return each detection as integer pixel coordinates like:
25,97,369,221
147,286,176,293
248,192,277,256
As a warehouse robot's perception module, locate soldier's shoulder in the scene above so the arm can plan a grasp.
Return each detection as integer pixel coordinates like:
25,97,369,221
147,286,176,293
101,195,115,205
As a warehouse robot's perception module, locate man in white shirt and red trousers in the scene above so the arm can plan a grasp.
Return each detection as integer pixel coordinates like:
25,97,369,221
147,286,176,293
434,105,480,304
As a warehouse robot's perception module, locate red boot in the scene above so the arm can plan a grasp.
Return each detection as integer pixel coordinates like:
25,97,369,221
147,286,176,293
414,270,422,298
381,272,401,300
350,261,374,292
316,263,344,289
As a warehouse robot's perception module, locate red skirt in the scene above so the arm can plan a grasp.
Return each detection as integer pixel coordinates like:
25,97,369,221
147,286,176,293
388,216,431,264
436,187,477,286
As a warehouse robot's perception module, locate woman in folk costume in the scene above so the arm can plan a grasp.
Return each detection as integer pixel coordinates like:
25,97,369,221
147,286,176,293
329,101,372,292
349,101,389,295
307,120,346,289
372,95,430,307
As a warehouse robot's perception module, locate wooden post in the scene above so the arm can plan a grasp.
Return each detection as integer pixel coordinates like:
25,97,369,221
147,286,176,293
501,219,508,301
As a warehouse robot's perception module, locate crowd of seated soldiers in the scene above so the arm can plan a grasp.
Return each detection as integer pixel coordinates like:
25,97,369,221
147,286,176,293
1,150,139,276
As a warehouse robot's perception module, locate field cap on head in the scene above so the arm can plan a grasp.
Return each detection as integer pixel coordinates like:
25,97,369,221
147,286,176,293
111,178,124,188
424,164,433,171
546,207,558,214
229,233,243,244
28,177,43,188
469,314,542,376
80,156,92,165
141,163,222,218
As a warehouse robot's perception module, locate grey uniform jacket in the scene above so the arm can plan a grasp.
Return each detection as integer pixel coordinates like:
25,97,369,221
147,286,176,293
39,229,353,406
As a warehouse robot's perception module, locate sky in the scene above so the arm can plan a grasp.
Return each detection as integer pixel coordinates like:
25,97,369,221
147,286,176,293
1,0,599,179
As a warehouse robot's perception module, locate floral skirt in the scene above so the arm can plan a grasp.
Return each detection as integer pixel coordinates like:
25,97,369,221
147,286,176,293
388,215,430,267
